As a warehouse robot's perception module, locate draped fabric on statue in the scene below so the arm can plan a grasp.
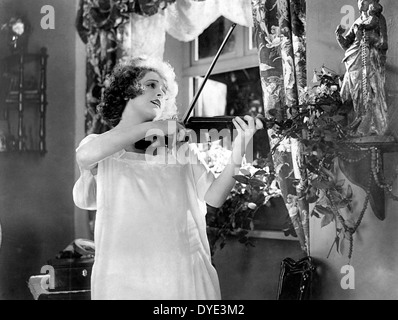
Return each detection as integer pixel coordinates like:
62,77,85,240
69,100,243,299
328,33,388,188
251,0,309,254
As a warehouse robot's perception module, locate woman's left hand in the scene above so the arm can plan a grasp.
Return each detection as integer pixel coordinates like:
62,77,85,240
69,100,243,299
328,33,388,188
232,115,264,146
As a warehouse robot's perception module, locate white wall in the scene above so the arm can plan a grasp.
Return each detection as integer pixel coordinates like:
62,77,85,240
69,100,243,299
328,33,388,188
0,0,82,299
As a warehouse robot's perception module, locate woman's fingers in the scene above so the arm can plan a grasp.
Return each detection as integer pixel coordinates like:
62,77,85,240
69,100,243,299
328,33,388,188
243,115,255,128
233,116,263,132
232,118,242,133
233,116,249,131
255,117,264,130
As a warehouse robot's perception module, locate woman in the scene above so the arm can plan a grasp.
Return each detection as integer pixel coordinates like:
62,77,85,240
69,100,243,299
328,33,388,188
335,0,388,137
72,56,263,300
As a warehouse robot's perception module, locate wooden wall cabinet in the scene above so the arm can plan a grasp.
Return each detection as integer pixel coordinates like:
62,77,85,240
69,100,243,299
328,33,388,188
0,47,48,155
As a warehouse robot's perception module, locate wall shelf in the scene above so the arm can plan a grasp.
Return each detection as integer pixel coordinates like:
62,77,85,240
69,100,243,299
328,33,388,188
337,140,398,221
0,47,48,155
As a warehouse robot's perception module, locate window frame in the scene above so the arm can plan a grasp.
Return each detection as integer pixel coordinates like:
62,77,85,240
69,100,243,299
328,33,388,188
182,23,258,78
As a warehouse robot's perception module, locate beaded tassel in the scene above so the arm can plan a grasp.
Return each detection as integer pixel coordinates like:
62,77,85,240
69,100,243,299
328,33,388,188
361,29,369,108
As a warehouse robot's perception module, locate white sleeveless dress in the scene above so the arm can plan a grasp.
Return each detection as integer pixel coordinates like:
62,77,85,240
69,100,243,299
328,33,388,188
73,134,221,300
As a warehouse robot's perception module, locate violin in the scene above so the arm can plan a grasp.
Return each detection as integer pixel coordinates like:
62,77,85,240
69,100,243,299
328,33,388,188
136,23,272,158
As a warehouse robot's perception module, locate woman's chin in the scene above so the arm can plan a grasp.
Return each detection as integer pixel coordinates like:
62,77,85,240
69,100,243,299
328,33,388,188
152,108,163,121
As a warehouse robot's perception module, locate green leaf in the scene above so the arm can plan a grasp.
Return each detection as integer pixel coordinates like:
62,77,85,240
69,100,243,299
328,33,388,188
335,179,345,188
253,170,267,177
240,168,252,177
346,184,353,199
233,175,250,185
314,205,334,216
275,163,288,175
337,199,350,209
310,207,320,218
329,189,343,203
306,186,319,203
321,167,336,181
332,115,345,122
248,178,266,188
311,179,334,190
335,236,340,253
306,194,319,203
320,104,333,112
321,213,334,228
339,237,345,256
316,190,331,207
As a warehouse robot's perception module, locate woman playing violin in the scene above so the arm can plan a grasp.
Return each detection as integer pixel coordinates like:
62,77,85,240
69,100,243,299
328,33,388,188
72,56,263,300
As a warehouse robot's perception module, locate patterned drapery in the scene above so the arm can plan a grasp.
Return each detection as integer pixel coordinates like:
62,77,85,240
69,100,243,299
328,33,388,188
75,0,205,134
251,0,308,254
251,0,306,115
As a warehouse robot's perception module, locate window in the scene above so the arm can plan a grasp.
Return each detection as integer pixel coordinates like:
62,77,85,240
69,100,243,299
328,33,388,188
183,17,258,80
192,67,264,118
182,16,266,162
183,17,260,120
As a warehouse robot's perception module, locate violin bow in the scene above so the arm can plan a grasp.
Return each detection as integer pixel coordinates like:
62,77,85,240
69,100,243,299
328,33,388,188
182,23,237,125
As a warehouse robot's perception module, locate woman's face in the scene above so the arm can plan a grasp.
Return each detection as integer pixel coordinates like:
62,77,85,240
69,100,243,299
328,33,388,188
122,71,167,123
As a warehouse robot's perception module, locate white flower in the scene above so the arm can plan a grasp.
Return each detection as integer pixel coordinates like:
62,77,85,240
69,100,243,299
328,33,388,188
248,203,257,210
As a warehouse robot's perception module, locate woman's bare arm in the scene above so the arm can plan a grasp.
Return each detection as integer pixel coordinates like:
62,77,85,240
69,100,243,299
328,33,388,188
204,116,263,208
76,121,156,170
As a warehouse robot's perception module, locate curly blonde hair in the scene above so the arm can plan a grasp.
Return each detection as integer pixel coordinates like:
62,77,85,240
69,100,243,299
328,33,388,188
98,56,179,127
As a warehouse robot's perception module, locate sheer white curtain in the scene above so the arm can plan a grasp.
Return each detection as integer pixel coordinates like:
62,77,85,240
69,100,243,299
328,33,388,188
122,0,253,59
